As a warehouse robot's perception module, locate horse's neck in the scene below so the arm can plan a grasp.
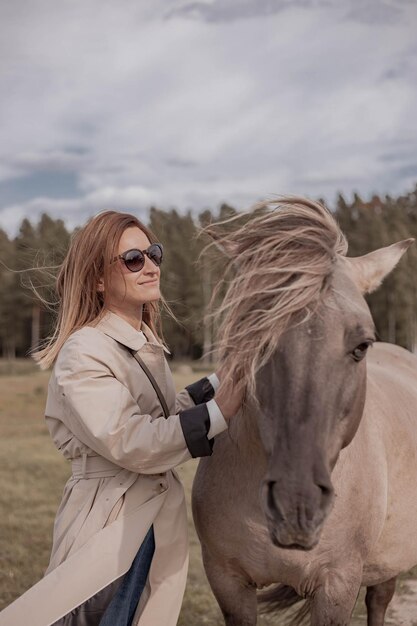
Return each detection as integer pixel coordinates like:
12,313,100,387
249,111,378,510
229,403,266,459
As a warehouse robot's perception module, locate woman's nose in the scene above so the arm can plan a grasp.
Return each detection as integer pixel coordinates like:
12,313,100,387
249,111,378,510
142,254,159,273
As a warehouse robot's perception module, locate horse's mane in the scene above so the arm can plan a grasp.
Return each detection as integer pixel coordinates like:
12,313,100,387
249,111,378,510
205,196,348,400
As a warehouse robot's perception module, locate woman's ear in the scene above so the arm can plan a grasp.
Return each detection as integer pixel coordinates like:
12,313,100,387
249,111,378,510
97,277,105,293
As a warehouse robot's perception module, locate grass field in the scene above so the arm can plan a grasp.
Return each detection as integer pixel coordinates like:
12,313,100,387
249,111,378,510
0,363,416,625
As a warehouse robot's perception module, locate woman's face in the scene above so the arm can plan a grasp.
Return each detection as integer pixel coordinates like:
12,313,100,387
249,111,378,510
99,226,161,314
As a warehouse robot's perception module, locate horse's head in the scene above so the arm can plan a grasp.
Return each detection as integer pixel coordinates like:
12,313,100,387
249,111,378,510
208,196,413,551
256,240,412,550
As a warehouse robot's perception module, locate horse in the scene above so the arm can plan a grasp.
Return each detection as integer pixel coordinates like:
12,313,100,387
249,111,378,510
192,197,417,626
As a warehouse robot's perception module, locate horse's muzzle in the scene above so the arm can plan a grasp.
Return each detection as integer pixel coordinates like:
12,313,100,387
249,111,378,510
261,478,334,551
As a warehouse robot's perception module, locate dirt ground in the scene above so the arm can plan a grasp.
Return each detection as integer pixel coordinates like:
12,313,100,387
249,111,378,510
348,581,417,625
383,581,417,626
1,365,416,624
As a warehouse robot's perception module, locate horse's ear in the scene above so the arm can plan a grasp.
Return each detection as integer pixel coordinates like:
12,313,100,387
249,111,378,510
343,238,415,294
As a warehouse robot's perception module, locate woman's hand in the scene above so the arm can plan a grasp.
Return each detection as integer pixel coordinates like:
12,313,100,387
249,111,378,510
214,367,245,421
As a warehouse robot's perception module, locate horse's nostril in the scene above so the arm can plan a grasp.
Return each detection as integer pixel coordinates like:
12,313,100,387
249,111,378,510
264,481,285,523
318,483,333,509
266,480,277,512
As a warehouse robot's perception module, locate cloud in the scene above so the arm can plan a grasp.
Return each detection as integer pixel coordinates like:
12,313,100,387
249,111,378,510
0,0,416,236
0,187,153,236
166,0,407,24
0,149,90,184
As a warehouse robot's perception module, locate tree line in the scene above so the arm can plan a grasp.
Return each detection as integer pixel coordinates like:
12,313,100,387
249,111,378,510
0,186,416,363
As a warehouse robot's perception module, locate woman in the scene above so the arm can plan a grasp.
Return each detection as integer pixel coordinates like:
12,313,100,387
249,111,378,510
0,210,243,626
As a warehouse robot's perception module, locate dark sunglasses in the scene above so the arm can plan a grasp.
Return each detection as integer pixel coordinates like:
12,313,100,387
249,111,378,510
111,243,164,273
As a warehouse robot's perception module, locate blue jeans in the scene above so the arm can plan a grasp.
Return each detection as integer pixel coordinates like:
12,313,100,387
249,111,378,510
99,525,155,626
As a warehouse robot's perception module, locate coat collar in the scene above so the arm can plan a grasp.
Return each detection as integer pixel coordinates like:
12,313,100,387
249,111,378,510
93,309,171,354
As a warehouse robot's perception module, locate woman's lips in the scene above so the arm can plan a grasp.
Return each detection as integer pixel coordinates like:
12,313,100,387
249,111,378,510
140,279,158,285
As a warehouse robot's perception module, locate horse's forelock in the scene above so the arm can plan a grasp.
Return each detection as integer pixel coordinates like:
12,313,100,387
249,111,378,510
210,196,348,399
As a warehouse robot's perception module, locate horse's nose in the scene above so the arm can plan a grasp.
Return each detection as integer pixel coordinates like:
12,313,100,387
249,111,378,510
264,477,334,526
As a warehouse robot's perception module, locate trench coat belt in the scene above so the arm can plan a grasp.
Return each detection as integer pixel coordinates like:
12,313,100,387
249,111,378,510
71,453,122,479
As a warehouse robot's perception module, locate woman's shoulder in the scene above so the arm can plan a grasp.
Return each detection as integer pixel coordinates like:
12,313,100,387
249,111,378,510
56,325,123,370
62,324,112,349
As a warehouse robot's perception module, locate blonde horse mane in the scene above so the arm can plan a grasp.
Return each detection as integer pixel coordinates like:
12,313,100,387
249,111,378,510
204,196,348,399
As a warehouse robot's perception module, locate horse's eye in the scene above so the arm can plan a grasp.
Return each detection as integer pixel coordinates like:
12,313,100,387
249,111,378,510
352,341,372,361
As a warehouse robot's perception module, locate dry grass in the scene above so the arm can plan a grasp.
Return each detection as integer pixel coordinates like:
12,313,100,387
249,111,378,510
0,364,415,624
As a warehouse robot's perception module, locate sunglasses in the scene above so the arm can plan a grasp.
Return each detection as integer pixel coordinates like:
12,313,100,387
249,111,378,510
111,243,164,273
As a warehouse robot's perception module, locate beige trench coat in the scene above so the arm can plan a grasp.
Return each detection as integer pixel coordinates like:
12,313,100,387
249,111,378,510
0,310,224,626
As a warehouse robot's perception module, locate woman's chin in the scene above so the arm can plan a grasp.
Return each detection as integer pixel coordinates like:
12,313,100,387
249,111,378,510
139,287,161,302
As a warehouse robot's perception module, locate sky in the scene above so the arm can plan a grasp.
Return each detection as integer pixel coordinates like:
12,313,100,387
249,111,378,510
0,0,416,237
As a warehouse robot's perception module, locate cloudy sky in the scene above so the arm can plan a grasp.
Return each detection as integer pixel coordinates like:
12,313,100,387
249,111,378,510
1,0,416,236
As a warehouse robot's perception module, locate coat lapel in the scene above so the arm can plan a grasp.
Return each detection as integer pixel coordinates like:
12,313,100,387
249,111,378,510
93,309,171,401
93,309,171,355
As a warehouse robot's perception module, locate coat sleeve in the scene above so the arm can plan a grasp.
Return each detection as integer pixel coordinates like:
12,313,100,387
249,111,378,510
175,374,217,412
52,336,215,473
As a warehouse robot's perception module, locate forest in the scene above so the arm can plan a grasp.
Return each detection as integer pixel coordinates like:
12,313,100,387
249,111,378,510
0,185,416,363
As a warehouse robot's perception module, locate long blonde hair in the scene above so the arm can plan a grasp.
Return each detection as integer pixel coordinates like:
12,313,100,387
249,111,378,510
31,210,167,370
